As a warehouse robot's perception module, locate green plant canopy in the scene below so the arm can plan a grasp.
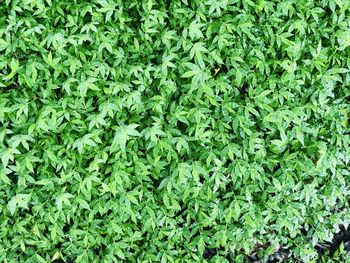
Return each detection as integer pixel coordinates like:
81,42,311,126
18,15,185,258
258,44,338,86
0,0,349,262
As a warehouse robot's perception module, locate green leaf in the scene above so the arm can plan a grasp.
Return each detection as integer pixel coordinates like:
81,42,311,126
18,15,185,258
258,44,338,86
8,194,31,215
0,168,11,184
111,124,140,153
181,71,196,78
0,39,9,52
188,21,204,40
116,249,125,260
296,127,304,146
198,237,205,255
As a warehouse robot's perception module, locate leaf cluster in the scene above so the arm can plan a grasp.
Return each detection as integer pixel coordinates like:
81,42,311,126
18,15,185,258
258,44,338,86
0,0,349,262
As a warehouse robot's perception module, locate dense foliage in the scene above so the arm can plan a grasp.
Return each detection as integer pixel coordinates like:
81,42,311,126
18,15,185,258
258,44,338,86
0,0,349,262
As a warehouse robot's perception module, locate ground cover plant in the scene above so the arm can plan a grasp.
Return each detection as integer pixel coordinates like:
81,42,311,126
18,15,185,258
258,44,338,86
0,0,349,262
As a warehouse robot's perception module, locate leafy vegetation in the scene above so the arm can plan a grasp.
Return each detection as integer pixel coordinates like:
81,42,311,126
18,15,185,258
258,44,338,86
0,0,349,262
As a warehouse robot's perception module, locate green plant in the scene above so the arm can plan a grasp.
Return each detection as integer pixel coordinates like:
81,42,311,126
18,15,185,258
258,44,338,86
0,0,349,262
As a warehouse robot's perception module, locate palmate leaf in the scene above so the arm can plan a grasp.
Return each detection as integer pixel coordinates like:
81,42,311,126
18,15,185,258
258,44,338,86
111,124,140,153
55,193,74,210
8,194,31,215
